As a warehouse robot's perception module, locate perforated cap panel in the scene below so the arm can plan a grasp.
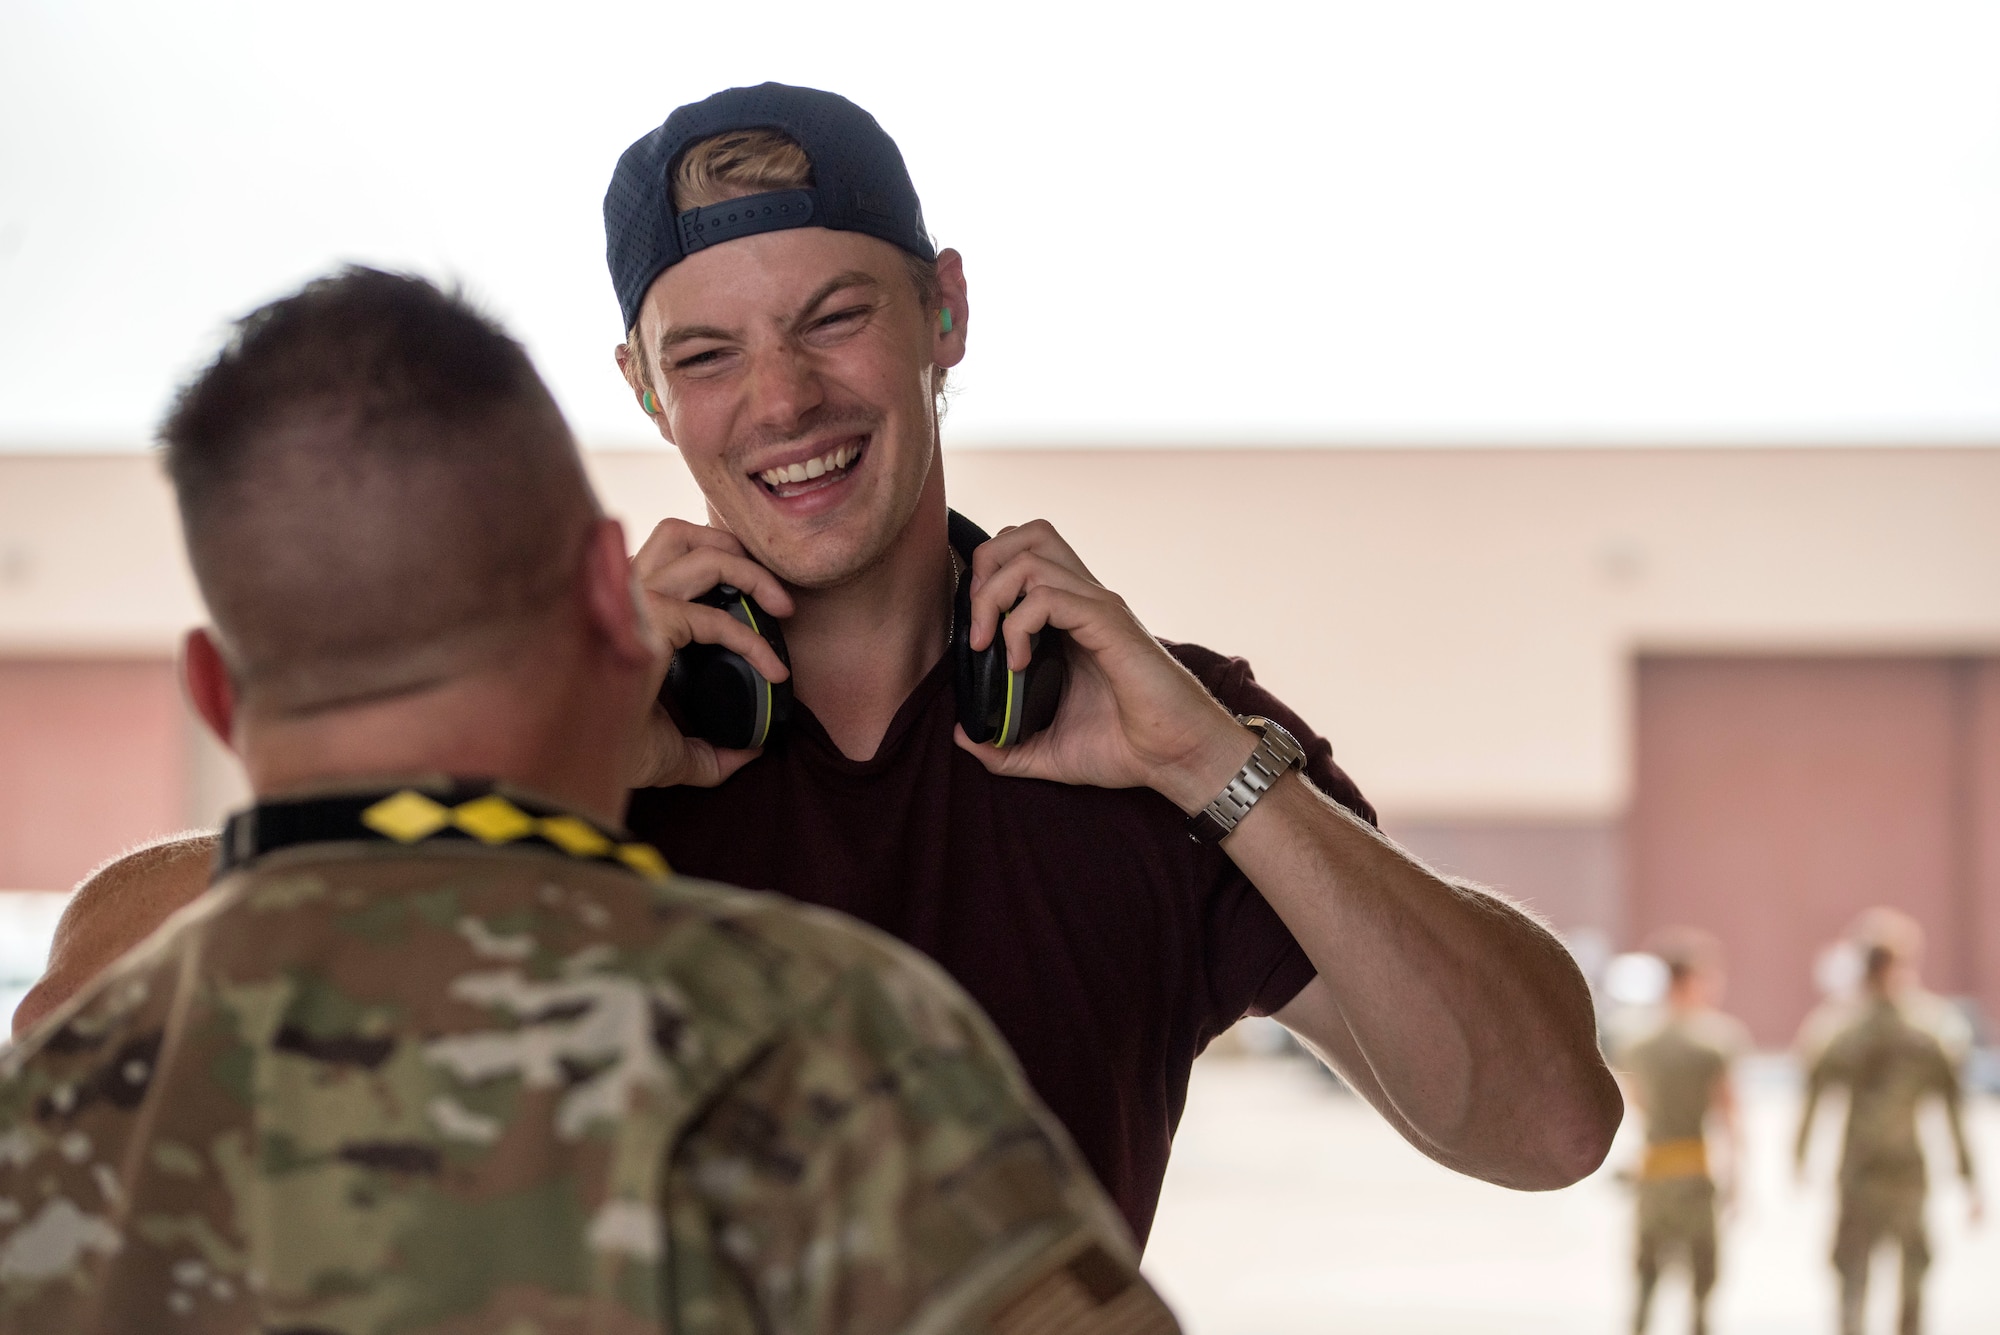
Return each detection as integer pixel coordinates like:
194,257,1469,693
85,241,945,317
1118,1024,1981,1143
604,83,935,333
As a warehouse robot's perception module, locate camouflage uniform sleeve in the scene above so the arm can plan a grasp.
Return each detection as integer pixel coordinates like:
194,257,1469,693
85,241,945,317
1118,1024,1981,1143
1923,1030,1977,1183
1796,1029,1843,1168
0,913,192,1331
665,918,1180,1335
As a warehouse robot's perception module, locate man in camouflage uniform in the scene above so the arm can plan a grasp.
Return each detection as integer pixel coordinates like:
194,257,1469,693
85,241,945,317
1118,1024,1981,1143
0,268,1175,1335
1614,930,1749,1335
1796,911,1980,1335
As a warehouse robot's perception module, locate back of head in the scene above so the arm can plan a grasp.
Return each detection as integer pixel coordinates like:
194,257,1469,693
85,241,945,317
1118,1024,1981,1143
1648,926,1722,1006
1849,906,1922,993
1849,906,1922,957
161,267,597,713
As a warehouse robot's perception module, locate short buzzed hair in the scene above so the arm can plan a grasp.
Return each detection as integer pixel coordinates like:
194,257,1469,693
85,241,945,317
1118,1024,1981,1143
1850,907,1923,985
1648,927,1721,987
162,267,596,711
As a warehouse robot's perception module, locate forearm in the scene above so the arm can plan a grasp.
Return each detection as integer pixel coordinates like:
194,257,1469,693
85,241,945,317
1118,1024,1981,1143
1794,1080,1823,1168
1231,774,1619,1189
1945,1092,1977,1182
1714,1074,1743,1190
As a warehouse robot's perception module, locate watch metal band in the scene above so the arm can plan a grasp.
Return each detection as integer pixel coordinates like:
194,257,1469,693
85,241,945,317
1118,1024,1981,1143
1185,715,1306,845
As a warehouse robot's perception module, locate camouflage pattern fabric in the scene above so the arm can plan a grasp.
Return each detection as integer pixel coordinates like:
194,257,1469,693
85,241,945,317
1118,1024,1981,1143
0,821,1178,1334
1616,1009,1747,1158
1799,997,1975,1335
1634,1177,1717,1299
1613,1010,1744,1332
1832,1173,1928,1274
1798,989,1972,1073
1802,998,1973,1196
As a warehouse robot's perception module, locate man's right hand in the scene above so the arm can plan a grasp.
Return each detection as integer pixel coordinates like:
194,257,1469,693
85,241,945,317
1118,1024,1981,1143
628,518,794,790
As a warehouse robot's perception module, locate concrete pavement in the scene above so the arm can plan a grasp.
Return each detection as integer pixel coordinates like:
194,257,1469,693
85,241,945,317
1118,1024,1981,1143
1143,1050,1998,1335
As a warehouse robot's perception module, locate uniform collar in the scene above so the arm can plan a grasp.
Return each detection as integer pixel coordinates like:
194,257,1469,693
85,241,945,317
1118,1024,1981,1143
216,779,669,885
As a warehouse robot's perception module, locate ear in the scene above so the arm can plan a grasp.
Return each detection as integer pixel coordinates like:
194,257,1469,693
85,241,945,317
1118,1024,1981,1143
931,247,969,371
181,628,238,752
614,335,678,447
581,517,663,669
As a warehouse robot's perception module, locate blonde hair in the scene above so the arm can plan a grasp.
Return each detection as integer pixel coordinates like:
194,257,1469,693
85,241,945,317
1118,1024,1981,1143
672,129,816,211
626,129,945,406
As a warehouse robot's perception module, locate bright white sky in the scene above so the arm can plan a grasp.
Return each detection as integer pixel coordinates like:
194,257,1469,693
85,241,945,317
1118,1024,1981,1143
3,0,1998,449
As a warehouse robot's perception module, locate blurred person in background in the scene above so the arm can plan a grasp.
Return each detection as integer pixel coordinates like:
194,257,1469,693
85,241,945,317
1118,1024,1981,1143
0,268,1173,1334
1796,909,1981,1335
1612,928,1749,1335
16,82,1622,1247
1801,908,1974,1065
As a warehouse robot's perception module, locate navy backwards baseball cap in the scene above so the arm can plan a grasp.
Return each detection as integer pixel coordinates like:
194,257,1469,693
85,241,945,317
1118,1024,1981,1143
604,83,936,333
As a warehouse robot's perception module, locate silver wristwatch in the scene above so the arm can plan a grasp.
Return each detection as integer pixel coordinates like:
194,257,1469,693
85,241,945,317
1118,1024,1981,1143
1185,715,1306,844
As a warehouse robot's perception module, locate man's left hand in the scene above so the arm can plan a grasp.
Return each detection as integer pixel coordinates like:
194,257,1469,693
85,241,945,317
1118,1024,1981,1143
961,525,1623,1193
955,520,1254,812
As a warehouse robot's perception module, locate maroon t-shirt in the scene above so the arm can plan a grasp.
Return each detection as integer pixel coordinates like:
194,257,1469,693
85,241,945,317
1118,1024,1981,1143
624,641,1375,1242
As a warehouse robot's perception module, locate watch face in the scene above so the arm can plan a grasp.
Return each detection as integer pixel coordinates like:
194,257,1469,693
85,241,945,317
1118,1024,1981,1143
1239,715,1304,768
1269,725,1304,767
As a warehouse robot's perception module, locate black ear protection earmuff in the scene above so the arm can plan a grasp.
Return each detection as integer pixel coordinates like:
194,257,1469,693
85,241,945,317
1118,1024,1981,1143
659,510,1066,751
660,585,793,750
946,509,1067,746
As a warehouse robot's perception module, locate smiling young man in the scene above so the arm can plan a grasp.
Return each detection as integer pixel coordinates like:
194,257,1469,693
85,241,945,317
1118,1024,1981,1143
605,85,1621,1241
19,84,1621,1248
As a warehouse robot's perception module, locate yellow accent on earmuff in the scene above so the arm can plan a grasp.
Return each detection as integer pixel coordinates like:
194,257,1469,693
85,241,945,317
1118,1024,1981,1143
739,595,773,749
992,663,1019,748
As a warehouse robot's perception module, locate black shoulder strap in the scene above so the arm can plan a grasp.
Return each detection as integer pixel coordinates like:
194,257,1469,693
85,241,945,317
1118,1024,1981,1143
216,782,669,886
946,508,990,562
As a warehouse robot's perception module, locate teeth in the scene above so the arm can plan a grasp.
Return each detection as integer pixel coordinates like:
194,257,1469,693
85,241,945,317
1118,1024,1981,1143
759,443,860,489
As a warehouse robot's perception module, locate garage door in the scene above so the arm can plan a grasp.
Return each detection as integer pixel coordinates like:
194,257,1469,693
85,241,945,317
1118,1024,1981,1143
1630,656,2000,1046
0,658,187,892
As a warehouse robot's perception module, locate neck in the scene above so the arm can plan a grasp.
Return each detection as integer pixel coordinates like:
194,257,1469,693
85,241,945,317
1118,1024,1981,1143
780,465,954,760
237,659,631,828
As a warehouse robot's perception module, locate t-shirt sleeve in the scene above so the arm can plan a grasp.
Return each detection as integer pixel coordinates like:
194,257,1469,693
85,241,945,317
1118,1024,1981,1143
1608,1022,1653,1078
1167,643,1376,1024
668,927,1179,1335
1170,642,1378,832
1925,994,1975,1064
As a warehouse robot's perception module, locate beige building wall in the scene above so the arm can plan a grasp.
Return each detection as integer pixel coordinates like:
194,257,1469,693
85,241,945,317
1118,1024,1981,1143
8,446,2000,813
582,446,2000,818
0,455,205,654
4,447,1998,934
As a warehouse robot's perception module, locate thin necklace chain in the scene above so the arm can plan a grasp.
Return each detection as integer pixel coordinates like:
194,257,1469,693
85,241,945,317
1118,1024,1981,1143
946,546,962,651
